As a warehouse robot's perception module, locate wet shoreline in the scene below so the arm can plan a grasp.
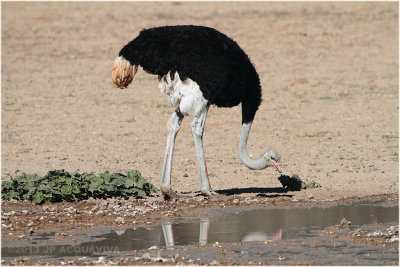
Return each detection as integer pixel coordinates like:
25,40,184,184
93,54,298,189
2,194,399,265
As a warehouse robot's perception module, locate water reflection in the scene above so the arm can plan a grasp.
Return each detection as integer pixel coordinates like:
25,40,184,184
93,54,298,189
158,201,397,248
2,201,397,259
161,219,283,248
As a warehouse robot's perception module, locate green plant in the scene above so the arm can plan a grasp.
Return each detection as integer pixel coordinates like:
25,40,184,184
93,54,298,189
1,169,158,204
382,134,399,143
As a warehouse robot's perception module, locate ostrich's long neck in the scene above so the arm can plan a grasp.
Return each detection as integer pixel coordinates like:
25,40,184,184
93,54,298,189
238,122,268,170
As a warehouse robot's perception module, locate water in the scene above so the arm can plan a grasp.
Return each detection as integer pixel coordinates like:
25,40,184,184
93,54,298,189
2,200,398,264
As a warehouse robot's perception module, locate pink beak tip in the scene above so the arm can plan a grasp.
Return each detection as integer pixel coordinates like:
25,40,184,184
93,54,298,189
270,160,282,173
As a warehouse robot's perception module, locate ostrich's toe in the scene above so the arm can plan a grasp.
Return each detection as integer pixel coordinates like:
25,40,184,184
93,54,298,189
161,188,179,201
201,189,221,198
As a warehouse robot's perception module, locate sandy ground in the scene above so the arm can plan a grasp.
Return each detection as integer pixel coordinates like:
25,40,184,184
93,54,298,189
1,2,399,201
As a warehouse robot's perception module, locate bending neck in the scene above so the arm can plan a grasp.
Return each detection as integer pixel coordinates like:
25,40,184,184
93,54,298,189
238,122,268,170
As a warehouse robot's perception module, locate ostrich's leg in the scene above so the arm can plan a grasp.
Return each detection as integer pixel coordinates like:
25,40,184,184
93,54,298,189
199,218,210,245
191,106,218,196
161,222,175,248
160,109,184,198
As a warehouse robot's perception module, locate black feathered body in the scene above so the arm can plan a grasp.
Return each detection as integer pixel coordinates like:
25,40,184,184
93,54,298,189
119,25,262,123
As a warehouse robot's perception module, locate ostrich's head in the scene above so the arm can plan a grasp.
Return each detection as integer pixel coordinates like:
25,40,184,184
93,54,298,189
264,149,282,173
111,56,138,89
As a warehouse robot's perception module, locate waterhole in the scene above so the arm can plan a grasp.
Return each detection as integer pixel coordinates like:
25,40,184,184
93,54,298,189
2,200,398,265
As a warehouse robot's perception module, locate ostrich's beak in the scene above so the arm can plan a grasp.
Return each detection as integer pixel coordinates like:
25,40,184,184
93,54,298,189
270,159,282,173
111,56,138,89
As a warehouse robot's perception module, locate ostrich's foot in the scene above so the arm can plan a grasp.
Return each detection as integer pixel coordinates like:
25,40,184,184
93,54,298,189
161,188,180,201
200,189,221,198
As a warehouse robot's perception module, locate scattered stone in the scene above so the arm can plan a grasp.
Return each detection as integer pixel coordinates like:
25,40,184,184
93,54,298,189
212,241,221,247
278,256,286,261
337,218,351,228
148,245,158,250
56,232,68,236
153,255,170,262
210,260,220,265
115,217,125,224
142,253,151,261
93,256,105,264
368,231,383,237
387,225,398,236
114,230,125,236
135,206,146,212
2,223,12,229
352,228,364,237
3,211,16,216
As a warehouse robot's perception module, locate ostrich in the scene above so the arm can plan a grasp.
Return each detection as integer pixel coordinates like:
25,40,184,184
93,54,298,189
111,25,281,198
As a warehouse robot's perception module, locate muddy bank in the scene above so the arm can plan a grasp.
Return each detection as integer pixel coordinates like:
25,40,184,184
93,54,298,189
2,193,397,240
2,195,398,266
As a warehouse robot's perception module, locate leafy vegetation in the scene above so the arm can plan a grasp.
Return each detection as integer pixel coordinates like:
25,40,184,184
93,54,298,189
278,174,321,191
1,170,158,204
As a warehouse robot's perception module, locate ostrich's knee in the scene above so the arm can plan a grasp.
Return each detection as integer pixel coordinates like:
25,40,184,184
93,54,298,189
168,111,183,134
191,119,203,138
168,118,180,134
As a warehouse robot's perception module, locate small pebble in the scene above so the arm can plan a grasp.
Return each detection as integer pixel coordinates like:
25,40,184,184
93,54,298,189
142,253,151,261
210,260,220,265
115,217,125,224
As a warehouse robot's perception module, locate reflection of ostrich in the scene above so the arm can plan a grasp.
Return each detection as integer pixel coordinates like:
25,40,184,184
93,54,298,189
112,25,281,198
161,219,282,248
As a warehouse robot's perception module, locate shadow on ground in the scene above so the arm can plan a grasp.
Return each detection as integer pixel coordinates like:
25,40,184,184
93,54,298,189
216,187,292,198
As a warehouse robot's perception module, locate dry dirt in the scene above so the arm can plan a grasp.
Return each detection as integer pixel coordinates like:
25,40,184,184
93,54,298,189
1,0,398,227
